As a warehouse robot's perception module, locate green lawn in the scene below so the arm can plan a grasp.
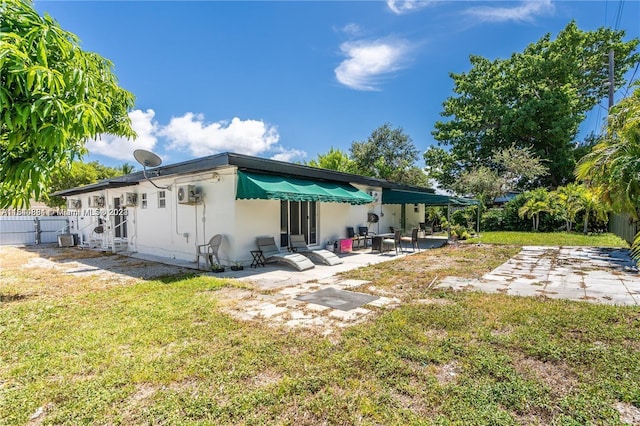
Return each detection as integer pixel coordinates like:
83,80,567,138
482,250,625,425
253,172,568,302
1,244,639,425
466,231,629,247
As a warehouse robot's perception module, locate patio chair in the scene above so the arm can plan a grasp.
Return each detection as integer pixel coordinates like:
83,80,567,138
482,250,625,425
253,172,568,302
400,228,420,252
380,230,401,255
346,226,365,249
197,234,222,270
289,234,343,266
257,236,315,271
358,226,373,249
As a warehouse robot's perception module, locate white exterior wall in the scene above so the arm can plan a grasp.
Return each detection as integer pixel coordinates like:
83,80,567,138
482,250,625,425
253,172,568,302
405,203,425,230
63,168,426,266
131,167,237,263
233,199,280,264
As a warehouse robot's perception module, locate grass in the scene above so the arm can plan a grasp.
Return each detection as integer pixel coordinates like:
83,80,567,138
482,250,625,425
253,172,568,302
1,244,639,424
466,231,629,248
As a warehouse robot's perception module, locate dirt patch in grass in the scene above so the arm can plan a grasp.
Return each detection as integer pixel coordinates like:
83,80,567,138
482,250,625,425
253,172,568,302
432,361,461,386
512,353,578,398
0,245,193,301
339,244,519,299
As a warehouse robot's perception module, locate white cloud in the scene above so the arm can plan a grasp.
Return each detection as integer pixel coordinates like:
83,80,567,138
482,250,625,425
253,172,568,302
270,148,307,163
464,0,555,23
341,23,362,36
162,114,279,157
86,109,158,160
387,0,433,15
335,38,411,91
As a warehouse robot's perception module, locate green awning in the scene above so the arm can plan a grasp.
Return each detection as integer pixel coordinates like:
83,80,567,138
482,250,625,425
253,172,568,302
236,171,374,205
382,189,478,206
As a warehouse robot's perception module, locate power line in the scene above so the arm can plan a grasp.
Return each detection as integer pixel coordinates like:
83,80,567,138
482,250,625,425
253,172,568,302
614,0,625,30
622,62,639,98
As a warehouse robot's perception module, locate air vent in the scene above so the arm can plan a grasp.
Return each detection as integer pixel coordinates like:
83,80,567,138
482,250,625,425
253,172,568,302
68,199,81,209
123,192,137,207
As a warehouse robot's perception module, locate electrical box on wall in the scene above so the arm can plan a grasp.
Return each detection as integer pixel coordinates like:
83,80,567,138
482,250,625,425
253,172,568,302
177,184,199,204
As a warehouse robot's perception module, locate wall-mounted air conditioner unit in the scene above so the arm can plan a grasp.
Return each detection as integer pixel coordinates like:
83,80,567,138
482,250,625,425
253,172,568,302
177,184,199,205
68,198,81,209
123,192,137,207
367,191,380,203
92,195,105,207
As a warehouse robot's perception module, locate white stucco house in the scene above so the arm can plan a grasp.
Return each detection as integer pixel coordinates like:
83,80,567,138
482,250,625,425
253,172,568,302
53,152,475,268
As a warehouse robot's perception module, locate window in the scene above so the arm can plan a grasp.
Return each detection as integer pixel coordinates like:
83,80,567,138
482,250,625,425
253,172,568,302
158,191,166,208
141,193,148,209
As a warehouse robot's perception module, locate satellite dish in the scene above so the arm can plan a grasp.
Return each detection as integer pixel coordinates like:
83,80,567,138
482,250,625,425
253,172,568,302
133,149,162,168
132,149,171,190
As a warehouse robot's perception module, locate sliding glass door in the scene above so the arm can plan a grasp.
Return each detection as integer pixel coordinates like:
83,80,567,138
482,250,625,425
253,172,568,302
280,201,317,247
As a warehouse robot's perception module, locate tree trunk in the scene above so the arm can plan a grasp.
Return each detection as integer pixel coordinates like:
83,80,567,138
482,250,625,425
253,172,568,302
583,209,590,234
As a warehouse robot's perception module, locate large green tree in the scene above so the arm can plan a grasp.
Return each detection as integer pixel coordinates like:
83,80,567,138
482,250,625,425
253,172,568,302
426,21,639,190
0,0,135,208
351,123,428,186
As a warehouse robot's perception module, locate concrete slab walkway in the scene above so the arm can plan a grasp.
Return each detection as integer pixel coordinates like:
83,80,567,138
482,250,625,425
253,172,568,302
438,246,640,305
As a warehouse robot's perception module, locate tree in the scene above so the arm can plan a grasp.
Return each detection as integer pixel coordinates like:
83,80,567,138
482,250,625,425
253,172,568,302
452,145,548,207
45,161,125,207
580,186,611,234
351,123,429,186
426,21,639,190
306,147,355,173
552,183,586,232
0,0,136,208
518,188,553,232
576,83,640,260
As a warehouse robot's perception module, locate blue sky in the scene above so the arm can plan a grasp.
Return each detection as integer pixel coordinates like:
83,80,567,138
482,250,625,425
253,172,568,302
34,0,640,169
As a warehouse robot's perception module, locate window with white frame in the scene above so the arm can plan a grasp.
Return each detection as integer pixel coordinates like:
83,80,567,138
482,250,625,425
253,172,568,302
158,191,166,208
141,193,148,209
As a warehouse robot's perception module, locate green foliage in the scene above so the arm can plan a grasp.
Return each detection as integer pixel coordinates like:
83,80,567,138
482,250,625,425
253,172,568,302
577,83,640,263
518,188,554,232
45,161,127,207
306,147,355,173
0,0,135,208
481,208,505,231
552,183,586,232
350,123,428,187
427,21,639,190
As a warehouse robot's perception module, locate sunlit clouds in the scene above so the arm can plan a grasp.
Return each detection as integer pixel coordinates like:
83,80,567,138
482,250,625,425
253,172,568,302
162,114,279,157
86,110,307,162
335,38,412,91
464,0,555,23
86,109,158,161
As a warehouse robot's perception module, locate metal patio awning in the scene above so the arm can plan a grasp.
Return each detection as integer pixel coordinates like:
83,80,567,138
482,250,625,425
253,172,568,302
381,189,478,206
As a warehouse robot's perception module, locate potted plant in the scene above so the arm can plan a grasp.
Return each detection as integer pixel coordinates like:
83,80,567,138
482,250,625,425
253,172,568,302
211,263,225,273
230,261,244,271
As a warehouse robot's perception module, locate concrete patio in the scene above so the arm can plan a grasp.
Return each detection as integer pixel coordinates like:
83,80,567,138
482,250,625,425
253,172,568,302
130,237,449,291
438,246,640,306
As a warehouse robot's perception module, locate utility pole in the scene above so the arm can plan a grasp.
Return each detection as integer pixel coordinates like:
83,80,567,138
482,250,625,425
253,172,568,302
608,49,615,111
